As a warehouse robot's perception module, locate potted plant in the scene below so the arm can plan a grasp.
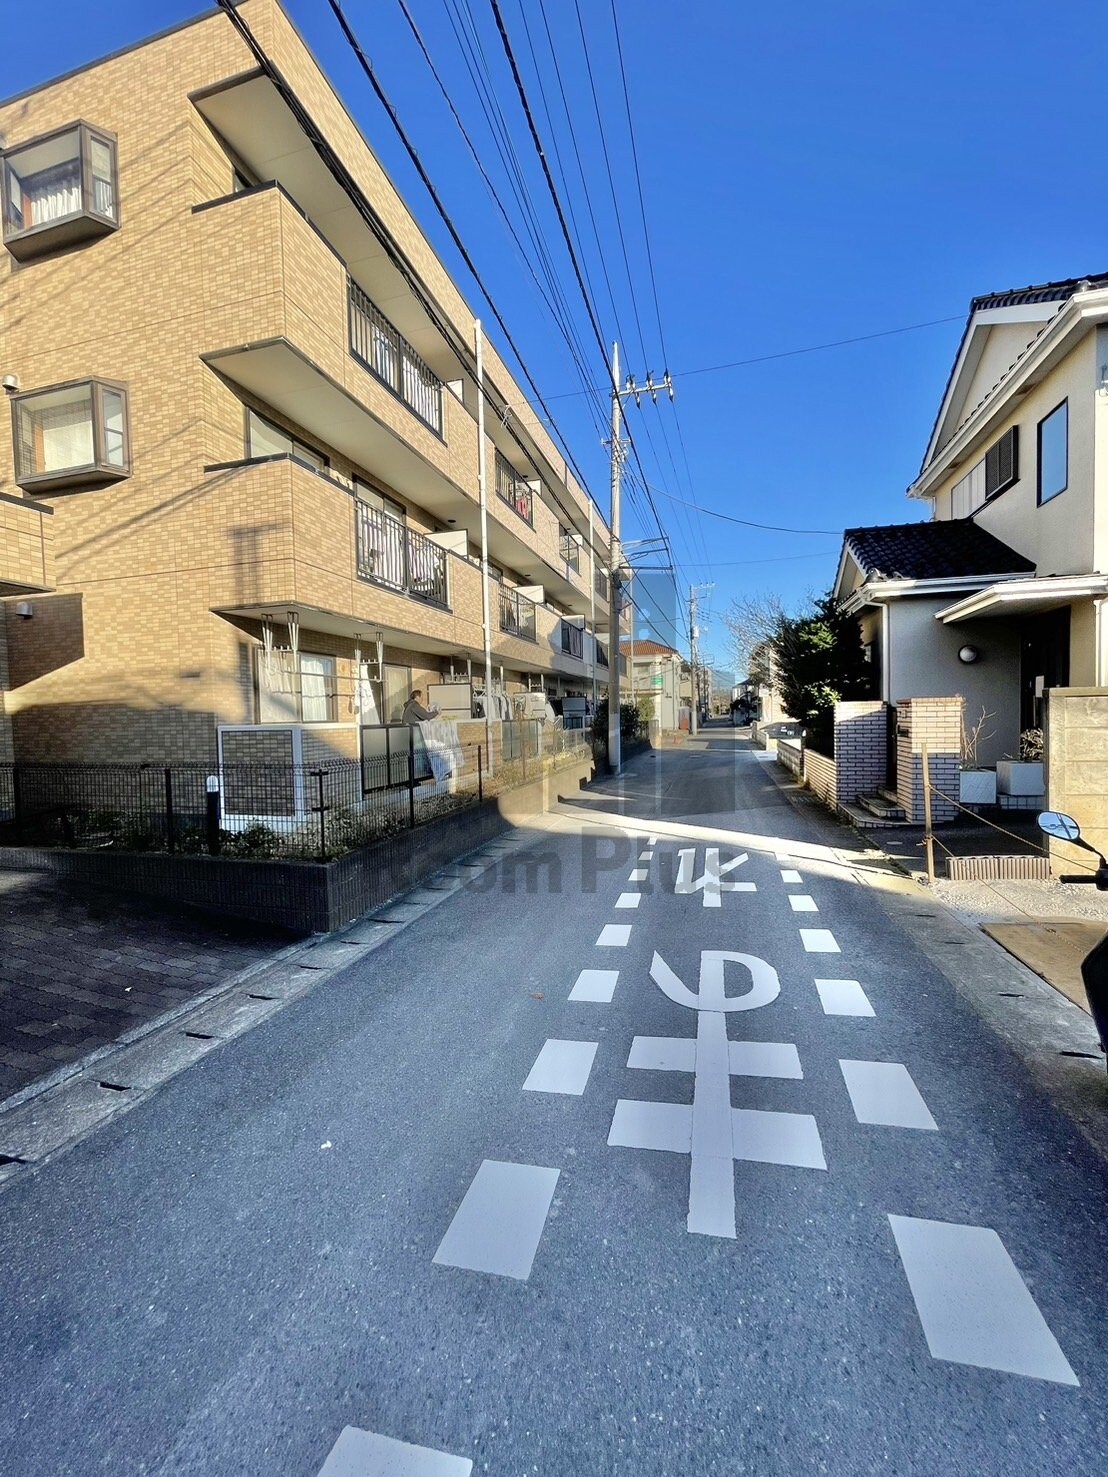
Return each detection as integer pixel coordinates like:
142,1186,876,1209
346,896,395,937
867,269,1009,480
997,728,1045,797
959,707,997,806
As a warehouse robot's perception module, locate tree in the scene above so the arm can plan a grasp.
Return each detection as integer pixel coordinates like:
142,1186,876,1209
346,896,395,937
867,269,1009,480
772,591,871,752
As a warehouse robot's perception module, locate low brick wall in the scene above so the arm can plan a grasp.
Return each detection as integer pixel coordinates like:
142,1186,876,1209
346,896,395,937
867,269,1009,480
0,754,594,933
803,748,837,808
896,696,962,823
833,700,887,802
777,738,803,776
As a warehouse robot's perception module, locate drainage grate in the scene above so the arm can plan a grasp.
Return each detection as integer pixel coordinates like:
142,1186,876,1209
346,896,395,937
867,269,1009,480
947,854,1050,883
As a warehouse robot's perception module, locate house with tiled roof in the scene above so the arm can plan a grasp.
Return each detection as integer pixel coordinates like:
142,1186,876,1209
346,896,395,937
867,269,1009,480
620,639,689,731
833,271,1108,769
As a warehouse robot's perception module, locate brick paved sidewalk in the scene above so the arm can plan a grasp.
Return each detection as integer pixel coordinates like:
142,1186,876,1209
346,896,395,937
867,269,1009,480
0,871,293,1103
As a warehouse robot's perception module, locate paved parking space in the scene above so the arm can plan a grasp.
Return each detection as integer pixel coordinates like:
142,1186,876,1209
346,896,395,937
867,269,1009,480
0,870,291,1101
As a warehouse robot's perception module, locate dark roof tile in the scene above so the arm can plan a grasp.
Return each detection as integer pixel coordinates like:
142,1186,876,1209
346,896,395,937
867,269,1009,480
843,520,1035,581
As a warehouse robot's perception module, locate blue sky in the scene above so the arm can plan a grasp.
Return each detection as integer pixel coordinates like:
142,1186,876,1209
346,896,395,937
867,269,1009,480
3,0,1106,674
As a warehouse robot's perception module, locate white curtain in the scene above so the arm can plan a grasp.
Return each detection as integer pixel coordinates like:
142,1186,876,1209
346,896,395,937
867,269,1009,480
36,399,94,473
22,166,81,225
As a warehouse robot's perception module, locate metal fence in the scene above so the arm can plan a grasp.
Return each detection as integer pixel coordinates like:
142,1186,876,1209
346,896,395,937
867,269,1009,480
0,727,590,864
355,502,449,607
498,586,537,641
348,278,443,434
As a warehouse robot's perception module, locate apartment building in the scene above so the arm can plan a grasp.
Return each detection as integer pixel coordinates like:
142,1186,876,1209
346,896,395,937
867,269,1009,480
0,0,622,769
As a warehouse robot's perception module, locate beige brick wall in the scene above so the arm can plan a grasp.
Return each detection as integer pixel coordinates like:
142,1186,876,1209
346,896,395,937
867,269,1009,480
1046,688,1108,868
0,497,54,593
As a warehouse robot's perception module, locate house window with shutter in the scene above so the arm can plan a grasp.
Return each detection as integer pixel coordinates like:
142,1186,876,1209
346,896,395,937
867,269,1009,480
984,426,1019,499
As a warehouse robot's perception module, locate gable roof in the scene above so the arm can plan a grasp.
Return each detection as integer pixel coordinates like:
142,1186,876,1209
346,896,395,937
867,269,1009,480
843,520,1036,582
620,639,681,659
921,271,1108,474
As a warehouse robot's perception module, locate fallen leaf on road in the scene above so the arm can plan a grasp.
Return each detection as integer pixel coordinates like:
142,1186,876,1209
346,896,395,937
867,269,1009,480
530,992,544,1000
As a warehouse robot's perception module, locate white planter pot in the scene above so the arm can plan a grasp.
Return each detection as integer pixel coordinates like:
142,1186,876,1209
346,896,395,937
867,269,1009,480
959,768,997,805
996,760,1044,797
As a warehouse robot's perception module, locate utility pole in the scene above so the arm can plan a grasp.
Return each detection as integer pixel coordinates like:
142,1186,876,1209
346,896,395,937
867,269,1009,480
607,343,674,775
689,585,699,737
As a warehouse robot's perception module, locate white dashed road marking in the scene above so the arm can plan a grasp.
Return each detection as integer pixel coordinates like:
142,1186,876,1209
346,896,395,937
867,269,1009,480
615,892,641,909
780,869,802,883
434,1160,559,1281
569,968,619,1003
629,868,649,882
889,1215,1078,1386
731,1108,827,1170
317,1426,472,1475
638,850,653,862
840,1060,937,1130
728,1040,803,1079
788,894,819,913
814,978,875,1017
800,929,840,953
524,1039,598,1095
596,924,631,947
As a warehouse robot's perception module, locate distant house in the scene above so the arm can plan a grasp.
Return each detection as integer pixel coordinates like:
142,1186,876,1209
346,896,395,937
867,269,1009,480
621,640,685,730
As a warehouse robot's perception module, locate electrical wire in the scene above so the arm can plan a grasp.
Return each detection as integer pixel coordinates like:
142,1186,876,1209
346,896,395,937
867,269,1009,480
645,480,839,535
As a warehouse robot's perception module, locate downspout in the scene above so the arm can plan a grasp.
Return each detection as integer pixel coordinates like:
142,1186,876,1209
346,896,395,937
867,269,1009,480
475,319,495,769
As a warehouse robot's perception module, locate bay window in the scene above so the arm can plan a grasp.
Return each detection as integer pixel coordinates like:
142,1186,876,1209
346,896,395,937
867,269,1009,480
2,122,119,260
12,379,130,491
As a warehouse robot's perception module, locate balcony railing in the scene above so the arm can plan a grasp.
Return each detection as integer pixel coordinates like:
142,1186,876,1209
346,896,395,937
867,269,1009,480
560,620,584,659
595,639,609,668
498,586,537,642
348,279,444,435
594,568,609,602
496,451,533,524
355,503,449,607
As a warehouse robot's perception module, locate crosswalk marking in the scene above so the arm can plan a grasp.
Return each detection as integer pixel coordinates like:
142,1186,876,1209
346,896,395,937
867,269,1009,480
814,978,875,1017
615,892,641,909
524,1039,598,1095
800,928,840,953
317,1426,472,1475
889,1215,1078,1385
569,968,619,1003
840,1060,937,1130
434,1160,559,1281
788,894,818,912
596,924,631,947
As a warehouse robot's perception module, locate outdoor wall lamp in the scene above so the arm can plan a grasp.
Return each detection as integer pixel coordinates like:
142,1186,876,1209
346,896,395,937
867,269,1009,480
958,645,980,664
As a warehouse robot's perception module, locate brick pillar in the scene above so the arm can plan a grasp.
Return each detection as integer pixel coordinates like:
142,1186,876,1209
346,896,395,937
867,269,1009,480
832,700,887,804
895,696,963,823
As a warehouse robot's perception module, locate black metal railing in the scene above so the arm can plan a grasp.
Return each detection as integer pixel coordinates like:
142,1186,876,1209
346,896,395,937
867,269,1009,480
348,279,443,434
594,568,609,602
495,451,533,524
595,639,609,668
499,586,537,641
355,503,449,607
0,737,591,863
561,620,584,659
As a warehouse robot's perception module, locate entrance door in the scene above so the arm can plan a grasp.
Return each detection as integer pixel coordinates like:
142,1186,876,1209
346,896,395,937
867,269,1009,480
1019,607,1070,731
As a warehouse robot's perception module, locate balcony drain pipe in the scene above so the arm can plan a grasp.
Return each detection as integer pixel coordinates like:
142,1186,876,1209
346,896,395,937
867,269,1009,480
475,318,495,773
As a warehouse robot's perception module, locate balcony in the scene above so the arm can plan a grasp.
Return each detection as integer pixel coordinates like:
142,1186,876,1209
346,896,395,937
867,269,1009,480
355,503,449,608
560,620,584,660
0,492,54,595
496,451,534,525
499,586,537,642
560,528,582,573
348,281,443,436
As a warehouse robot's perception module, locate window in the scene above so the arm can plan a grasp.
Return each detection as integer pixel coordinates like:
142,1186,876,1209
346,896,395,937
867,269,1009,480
2,122,118,260
355,478,405,521
560,524,582,572
984,425,1019,500
594,568,609,602
1037,400,1068,504
256,649,336,723
246,409,327,472
12,379,130,491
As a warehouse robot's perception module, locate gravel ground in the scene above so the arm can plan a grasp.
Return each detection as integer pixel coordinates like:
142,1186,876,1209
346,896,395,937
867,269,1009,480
932,875,1108,924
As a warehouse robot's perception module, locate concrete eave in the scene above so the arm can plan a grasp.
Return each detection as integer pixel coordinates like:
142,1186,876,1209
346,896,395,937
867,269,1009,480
909,289,1108,501
839,572,1028,617
936,574,1108,624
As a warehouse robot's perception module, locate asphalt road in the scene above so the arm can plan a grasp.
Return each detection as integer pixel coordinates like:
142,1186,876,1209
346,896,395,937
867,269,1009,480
3,729,1108,1476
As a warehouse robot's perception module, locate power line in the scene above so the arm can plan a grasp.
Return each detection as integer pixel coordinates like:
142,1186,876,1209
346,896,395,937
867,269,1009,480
646,480,839,535
541,314,966,399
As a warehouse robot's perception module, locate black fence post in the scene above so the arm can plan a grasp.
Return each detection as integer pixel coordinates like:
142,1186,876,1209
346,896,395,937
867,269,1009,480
12,764,23,844
477,744,483,803
164,767,176,853
315,768,327,861
407,742,417,829
205,776,222,855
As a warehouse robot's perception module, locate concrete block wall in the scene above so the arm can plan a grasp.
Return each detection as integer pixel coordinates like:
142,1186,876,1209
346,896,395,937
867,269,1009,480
1046,687,1108,870
804,748,838,808
833,700,887,802
777,738,803,777
895,696,963,823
